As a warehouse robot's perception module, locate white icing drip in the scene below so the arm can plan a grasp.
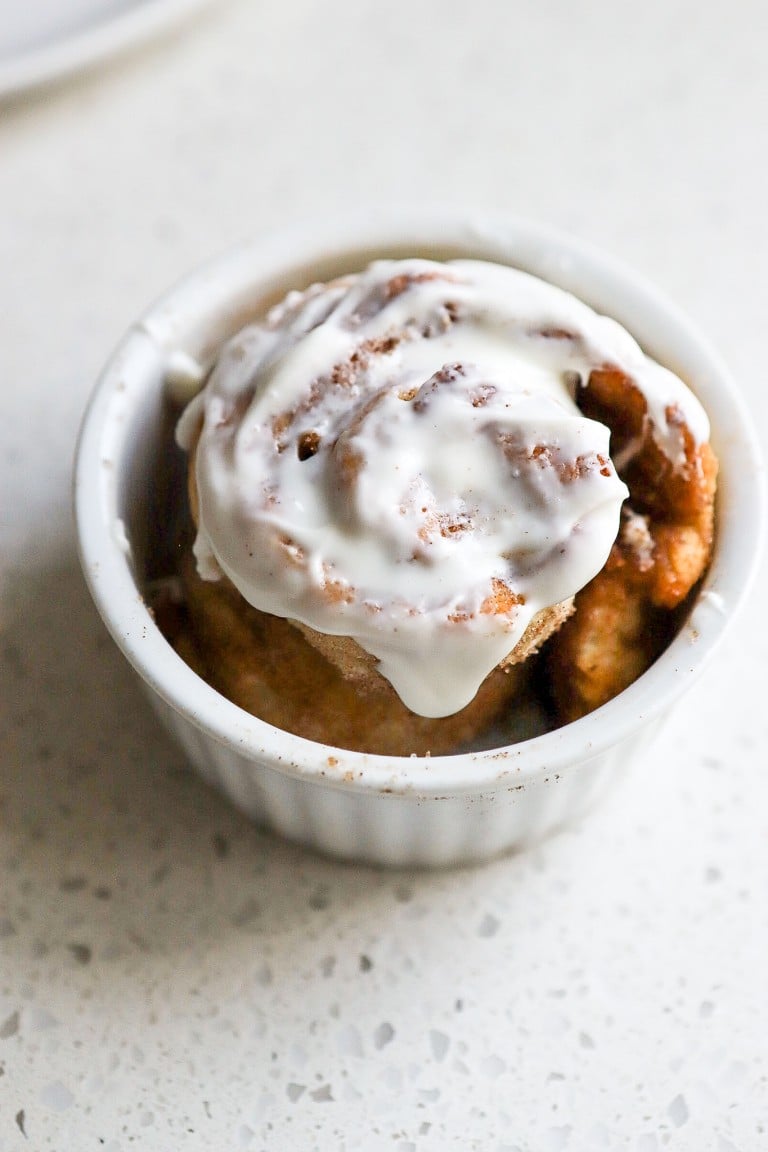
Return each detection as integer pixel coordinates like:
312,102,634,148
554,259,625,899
177,258,709,718
165,350,207,406
620,509,655,572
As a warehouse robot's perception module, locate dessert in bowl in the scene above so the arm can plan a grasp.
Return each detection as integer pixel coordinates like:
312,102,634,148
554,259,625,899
74,212,762,866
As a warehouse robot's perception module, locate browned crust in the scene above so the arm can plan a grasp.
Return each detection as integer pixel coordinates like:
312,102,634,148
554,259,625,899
172,554,527,756
547,366,718,722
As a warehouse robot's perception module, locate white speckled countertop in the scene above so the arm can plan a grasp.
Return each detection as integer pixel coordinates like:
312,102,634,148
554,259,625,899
2,2,768,1148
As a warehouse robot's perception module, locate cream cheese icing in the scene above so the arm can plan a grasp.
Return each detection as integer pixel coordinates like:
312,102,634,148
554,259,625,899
176,258,710,718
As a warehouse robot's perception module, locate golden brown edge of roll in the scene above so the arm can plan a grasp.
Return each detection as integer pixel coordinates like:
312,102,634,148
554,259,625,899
170,551,532,757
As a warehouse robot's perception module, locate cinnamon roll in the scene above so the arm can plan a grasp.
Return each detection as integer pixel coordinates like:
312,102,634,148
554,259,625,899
170,257,716,750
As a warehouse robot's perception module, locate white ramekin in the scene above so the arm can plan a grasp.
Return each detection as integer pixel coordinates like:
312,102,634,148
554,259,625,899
74,211,764,867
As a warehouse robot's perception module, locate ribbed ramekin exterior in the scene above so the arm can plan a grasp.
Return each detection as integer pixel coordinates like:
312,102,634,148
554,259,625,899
147,690,660,867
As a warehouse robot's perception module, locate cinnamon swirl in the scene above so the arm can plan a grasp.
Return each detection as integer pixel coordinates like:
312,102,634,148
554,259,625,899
171,257,716,748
